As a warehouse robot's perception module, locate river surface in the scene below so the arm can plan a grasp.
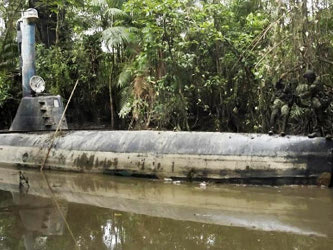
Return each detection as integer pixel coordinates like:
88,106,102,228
0,165,332,249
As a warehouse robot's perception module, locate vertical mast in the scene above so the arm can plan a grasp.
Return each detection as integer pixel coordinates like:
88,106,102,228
20,8,38,97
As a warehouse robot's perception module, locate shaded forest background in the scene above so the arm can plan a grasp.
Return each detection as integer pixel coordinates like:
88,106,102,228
0,0,332,134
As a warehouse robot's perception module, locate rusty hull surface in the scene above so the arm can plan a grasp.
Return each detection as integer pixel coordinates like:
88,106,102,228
0,130,332,185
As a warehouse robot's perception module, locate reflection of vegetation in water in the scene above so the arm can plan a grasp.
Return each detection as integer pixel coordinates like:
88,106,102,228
0,190,333,250
52,203,333,250
0,191,25,249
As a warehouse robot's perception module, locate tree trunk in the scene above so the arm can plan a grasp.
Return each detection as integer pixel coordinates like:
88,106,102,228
109,65,114,129
55,10,60,45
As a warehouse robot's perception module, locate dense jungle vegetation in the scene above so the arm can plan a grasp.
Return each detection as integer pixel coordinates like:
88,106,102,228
0,0,332,134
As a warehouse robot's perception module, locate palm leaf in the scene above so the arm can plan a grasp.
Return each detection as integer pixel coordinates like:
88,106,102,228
105,8,128,19
90,0,126,8
102,26,131,48
118,64,134,88
90,0,108,7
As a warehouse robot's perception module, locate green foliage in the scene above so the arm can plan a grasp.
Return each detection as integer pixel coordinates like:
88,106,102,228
0,0,332,133
0,74,10,107
0,0,23,125
103,26,133,48
118,0,269,130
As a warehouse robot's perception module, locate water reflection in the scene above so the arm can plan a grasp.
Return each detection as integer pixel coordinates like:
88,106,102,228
102,220,121,249
0,190,67,249
0,166,332,249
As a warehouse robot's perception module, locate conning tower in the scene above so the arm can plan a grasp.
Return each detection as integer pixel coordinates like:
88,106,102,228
10,8,67,131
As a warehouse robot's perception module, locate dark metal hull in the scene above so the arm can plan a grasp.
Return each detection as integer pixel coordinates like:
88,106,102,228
0,130,332,185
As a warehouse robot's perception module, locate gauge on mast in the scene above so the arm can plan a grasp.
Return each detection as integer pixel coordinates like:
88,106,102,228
23,8,39,21
29,75,45,94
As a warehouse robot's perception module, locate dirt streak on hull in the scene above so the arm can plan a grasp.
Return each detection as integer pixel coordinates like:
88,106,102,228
0,130,332,185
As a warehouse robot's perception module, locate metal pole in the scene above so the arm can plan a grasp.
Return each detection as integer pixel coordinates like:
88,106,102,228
20,8,38,97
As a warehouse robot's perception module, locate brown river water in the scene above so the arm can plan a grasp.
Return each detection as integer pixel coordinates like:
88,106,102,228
0,164,332,249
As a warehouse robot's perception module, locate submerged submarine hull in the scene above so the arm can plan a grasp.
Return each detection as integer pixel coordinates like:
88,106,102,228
0,130,332,185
